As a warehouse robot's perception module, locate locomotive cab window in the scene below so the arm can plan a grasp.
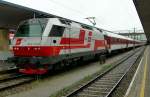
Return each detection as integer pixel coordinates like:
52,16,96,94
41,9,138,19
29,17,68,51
16,18,48,37
49,25,65,37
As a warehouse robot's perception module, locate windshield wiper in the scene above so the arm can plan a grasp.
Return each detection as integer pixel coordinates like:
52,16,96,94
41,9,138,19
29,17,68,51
37,19,44,33
37,19,44,40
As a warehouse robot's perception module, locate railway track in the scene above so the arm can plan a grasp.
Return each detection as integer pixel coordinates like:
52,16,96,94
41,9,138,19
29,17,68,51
0,73,33,91
0,47,144,94
0,67,17,74
64,47,144,97
0,73,26,82
0,61,35,91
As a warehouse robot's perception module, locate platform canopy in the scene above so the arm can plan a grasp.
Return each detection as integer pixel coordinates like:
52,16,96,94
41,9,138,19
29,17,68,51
133,0,150,43
0,1,55,29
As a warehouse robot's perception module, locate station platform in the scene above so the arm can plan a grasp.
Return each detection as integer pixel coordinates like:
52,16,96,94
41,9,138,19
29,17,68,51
125,45,150,97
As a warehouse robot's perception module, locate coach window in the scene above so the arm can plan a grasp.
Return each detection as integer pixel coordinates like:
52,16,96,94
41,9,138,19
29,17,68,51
49,25,65,37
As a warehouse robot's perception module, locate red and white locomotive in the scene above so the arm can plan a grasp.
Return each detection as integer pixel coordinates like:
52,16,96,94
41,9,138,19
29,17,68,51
11,18,142,74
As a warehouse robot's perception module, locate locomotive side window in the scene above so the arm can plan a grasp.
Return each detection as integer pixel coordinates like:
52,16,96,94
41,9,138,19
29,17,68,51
49,25,65,37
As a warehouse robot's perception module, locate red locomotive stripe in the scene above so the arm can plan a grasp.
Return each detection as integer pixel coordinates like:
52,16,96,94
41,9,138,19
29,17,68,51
60,29,85,44
13,30,106,57
13,43,91,57
94,40,105,50
68,43,90,49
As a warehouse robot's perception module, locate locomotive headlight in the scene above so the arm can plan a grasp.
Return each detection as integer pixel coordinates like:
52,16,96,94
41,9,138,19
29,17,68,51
34,47,40,50
14,47,18,50
14,47,19,50
34,48,37,50
38,48,40,50
28,48,30,50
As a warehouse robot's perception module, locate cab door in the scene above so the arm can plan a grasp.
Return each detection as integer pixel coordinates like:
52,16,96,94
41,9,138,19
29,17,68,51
65,26,71,56
49,25,65,56
60,26,71,56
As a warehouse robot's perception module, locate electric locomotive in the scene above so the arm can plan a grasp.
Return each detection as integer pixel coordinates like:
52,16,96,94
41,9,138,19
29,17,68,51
11,18,107,74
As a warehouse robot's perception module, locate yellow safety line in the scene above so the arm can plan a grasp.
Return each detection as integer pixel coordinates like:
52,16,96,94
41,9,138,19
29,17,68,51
140,47,148,97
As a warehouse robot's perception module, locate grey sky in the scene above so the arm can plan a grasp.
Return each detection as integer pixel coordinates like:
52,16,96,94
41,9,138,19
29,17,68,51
4,0,143,31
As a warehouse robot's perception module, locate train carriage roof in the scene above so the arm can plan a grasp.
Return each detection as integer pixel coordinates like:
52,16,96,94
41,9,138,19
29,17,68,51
103,30,135,41
104,31,142,42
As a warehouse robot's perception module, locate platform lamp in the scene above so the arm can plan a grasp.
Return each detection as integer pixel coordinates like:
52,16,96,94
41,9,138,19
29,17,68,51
85,17,96,26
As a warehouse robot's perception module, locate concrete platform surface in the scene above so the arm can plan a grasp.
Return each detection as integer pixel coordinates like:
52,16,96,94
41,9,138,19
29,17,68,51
125,45,150,97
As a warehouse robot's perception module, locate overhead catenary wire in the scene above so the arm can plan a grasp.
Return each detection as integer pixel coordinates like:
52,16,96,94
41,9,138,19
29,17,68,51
48,0,89,17
47,0,141,34
47,0,107,27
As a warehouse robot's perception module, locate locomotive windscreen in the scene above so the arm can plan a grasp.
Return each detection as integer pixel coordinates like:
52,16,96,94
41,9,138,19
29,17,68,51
15,18,48,37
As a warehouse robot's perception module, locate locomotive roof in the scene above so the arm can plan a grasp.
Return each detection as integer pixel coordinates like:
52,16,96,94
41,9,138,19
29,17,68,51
23,18,141,42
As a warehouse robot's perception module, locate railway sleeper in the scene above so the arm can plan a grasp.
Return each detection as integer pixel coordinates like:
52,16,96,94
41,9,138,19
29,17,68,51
94,82,116,86
103,74,123,77
100,77,120,81
90,84,113,89
106,72,125,75
84,88,110,93
88,86,112,90
76,93,101,97
101,77,122,80
93,82,115,86
97,79,118,83
81,90,102,95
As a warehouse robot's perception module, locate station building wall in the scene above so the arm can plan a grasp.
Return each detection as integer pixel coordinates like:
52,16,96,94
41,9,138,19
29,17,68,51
0,28,9,51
